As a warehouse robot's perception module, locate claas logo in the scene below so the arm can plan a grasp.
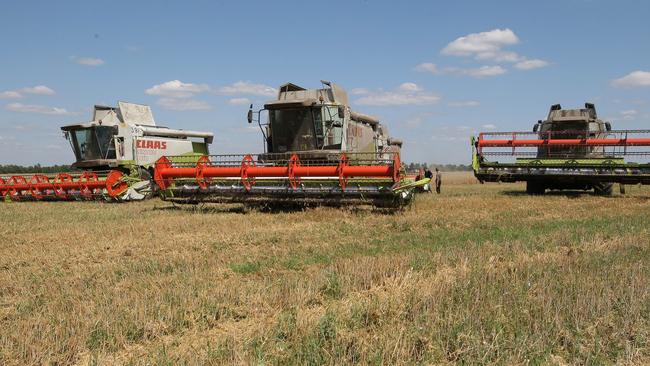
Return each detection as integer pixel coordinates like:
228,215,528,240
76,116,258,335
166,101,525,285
136,140,167,149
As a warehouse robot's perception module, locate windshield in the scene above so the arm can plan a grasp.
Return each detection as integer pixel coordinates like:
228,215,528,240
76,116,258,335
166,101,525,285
321,106,343,149
538,121,596,157
69,126,117,161
269,106,343,152
543,122,588,138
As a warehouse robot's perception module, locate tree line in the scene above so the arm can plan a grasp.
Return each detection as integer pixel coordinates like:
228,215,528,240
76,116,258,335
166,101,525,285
405,162,471,172
0,164,75,174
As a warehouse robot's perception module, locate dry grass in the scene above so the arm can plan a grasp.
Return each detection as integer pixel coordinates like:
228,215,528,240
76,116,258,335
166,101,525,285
1,180,650,365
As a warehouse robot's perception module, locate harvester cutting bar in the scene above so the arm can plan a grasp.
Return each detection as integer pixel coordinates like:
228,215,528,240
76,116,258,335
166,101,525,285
153,153,407,207
479,137,650,147
155,153,400,190
472,129,650,185
478,130,650,147
0,171,128,201
477,130,650,157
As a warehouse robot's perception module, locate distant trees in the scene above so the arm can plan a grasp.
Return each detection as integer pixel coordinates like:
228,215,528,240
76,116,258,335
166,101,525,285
0,164,74,174
404,162,471,172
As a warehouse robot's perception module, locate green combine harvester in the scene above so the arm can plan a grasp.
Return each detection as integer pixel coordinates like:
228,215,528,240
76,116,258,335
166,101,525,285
472,103,650,195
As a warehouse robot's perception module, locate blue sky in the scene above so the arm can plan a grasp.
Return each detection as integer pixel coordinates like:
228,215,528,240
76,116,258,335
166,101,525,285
1,0,649,165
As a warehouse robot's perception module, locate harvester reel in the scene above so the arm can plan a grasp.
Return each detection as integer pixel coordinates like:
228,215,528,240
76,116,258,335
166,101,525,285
392,153,401,182
337,154,348,190
240,154,256,191
8,176,28,201
196,155,212,190
79,172,100,200
29,175,50,200
287,154,301,189
153,156,173,190
54,173,74,199
152,152,415,209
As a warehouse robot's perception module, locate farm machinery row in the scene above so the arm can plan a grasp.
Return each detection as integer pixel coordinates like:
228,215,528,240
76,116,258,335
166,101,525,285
472,103,650,194
0,81,421,208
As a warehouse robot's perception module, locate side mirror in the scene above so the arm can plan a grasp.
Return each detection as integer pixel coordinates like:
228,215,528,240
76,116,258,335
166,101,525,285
338,106,345,118
247,104,253,124
605,122,611,131
533,123,539,132
332,121,343,128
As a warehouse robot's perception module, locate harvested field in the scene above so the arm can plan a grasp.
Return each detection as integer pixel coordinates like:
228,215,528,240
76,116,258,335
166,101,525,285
1,173,649,365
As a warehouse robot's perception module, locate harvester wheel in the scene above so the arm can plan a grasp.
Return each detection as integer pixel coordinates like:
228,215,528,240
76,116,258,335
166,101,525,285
593,182,613,196
526,181,545,195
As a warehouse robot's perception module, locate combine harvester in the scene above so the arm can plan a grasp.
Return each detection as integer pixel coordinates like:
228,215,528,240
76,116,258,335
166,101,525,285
0,102,213,201
154,81,421,208
472,103,650,195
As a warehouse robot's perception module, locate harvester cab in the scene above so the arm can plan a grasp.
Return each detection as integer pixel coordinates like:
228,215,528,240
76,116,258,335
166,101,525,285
472,103,650,195
248,80,402,159
534,103,611,158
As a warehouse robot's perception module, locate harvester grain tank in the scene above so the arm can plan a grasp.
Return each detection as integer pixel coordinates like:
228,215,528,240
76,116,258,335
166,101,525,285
153,81,419,208
472,103,650,194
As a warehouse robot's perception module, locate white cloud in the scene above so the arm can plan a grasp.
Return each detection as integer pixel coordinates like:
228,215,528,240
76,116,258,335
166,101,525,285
448,101,480,108
414,62,439,74
228,97,251,105
481,124,497,130
442,28,519,57
621,109,638,116
146,80,211,98
611,71,650,88
350,88,370,95
5,103,75,115
397,82,423,92
628,98,647,106
218,81,277,97
468,65,507,77
74,57,105,66
476,51,523,63
446,65,507,78
20,85,55,95
0,85,56,99
157,98,212,111
356,93,440,106
438,28,548,73
355,83,440,106
515,59,550,70
0,91,23,99
404,116,425,128
619,110,638,121
431,125,478,141
607,109,641,122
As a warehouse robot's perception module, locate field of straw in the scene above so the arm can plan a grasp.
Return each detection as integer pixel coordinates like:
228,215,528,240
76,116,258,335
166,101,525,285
1,172,649,365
